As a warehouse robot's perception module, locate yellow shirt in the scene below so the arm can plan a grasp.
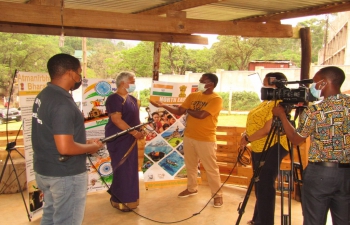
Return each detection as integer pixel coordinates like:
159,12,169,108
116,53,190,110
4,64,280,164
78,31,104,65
181,92,222,142
246,100,289,152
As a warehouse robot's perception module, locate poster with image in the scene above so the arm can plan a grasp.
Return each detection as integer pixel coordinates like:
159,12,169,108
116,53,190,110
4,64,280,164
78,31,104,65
143,81,200,189
17,71,51,218
82,78,116,192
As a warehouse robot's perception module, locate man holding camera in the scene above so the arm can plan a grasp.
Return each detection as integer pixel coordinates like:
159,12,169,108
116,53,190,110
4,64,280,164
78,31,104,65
272,66,350,225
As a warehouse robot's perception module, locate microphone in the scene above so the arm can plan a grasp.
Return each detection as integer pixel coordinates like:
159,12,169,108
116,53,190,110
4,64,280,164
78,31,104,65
58,155,71,162
145,107,153,122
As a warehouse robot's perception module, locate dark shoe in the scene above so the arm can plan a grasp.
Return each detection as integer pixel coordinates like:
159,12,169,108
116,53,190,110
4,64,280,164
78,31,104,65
247,220,255,225
213,196,223,208
178,189,198,198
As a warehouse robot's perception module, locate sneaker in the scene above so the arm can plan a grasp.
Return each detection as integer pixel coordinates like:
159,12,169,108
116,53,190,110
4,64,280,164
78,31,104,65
178,189,198,198
213,196,223,208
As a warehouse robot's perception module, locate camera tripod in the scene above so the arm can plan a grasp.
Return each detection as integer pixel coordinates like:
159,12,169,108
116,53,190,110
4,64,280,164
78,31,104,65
0,129,31,222
236,116,295,225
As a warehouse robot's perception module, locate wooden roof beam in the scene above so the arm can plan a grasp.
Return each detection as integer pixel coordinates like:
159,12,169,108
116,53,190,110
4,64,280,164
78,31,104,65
26,0,61,6
0,23,209,44
0,2,293,38
136,0,224,15
238,2,350,23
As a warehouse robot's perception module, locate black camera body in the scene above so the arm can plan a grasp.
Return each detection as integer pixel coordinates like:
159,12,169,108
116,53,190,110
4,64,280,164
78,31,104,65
261,78,316,104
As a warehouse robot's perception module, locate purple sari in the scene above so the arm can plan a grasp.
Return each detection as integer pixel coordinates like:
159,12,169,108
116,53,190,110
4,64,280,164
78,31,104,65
105,93,140,209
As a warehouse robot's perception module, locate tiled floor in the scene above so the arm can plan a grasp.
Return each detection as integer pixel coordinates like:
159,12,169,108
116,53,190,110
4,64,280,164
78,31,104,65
0,172,315,225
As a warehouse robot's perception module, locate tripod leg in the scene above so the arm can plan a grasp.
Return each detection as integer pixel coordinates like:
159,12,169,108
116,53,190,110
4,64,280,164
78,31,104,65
279,170,293,225
236,125,278,225
0,150,31,222
0,151,11,184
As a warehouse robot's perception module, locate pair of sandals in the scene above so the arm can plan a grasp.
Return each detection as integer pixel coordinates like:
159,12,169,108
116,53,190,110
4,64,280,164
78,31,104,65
109,198,133,212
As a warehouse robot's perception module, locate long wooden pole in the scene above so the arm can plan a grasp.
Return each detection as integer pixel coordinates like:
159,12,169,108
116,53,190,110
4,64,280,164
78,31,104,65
300,27,311,80
152,42,161,81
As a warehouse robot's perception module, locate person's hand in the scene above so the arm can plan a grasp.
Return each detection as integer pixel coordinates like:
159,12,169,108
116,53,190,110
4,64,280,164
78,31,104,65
149,99,163,108
272,104,286,119
87,138,104,153
133,131,144,140
240,133,250,146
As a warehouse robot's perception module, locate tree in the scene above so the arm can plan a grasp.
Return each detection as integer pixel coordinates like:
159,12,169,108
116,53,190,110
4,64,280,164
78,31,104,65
185,48,215,73
298,18,327,64
211,36,263,70
87,40,121,78
0,33,60,95
160,43,187,75
113,41,154,77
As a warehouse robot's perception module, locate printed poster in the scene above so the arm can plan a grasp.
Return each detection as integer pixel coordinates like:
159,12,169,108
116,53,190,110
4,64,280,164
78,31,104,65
17,71,50,218
82,78,116,192
142,81,200,189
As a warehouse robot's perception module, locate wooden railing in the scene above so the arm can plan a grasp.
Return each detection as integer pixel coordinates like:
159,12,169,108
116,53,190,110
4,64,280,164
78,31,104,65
0,130,26,194
0,130,24,161
199,126,309,200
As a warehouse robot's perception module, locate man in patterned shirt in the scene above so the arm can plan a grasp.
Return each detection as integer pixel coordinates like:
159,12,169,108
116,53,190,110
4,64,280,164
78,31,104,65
272,66,350,225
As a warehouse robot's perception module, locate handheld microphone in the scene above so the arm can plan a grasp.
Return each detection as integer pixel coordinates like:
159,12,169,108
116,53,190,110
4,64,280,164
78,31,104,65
145,107,153,122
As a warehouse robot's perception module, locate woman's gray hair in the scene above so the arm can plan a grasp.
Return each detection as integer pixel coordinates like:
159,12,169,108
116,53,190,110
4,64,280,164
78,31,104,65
115,71,135,86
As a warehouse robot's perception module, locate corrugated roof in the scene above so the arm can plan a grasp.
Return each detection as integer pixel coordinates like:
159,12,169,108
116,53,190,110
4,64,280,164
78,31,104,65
0,0,349,42
1,0,347,22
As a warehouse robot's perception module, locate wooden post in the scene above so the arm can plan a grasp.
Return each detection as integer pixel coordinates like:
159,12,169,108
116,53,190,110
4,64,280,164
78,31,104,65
300,27,311,80
82,37,87,78
152,42,161,81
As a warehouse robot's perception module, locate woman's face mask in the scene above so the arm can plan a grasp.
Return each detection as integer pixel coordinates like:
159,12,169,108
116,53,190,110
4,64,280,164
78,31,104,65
126,83,136,93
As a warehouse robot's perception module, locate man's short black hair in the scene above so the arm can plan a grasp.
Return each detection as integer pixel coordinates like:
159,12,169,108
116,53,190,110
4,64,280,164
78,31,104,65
202,73,219,87
47,53,81,80
318,66,345,88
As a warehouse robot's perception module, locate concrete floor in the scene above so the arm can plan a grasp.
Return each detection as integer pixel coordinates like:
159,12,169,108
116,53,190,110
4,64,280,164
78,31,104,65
0,172,315,225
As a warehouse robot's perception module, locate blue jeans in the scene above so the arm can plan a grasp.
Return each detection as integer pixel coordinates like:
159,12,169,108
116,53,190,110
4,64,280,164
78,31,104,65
302,164,350,225
35,172,88,225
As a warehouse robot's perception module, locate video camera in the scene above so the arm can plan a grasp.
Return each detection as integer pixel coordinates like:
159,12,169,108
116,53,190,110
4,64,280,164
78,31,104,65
261,77,317,104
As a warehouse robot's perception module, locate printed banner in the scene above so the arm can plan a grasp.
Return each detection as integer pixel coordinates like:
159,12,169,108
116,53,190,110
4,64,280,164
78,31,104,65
82,78,116,192
143,81,200,189
17,71,50,219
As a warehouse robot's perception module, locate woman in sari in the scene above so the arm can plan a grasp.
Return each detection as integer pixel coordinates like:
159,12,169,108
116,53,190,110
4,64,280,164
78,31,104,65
105,71,144,212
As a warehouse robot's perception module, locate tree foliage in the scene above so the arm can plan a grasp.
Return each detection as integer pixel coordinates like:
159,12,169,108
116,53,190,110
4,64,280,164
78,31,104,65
0,33,60,95
211,36,264,70
0,17,326,98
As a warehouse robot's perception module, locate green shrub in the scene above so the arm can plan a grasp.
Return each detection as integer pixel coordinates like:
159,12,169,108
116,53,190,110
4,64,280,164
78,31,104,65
139,88,150,107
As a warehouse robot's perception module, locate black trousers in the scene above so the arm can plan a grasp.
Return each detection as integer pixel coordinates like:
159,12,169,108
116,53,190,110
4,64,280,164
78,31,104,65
251,143,288,225
302,164,350,225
